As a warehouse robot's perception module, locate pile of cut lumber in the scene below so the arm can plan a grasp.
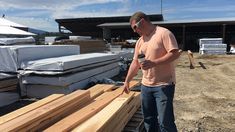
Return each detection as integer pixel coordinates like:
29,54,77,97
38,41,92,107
53,39,107,53
0,81,141,132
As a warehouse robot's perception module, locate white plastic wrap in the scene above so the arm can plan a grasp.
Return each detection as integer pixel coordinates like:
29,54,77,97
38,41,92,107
0,92,19,107
0,45,80,72
22,63,119,86
24,67,120,98
21,53,119,71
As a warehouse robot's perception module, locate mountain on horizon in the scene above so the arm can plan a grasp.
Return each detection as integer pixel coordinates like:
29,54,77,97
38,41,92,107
28,28,48,35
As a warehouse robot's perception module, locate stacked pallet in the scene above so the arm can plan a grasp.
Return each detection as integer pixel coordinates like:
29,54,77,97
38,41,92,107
0,73,19,107
199,38,227,54
0,81,141,132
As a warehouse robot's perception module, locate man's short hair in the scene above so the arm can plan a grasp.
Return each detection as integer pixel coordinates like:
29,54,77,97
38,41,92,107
129,11,150,23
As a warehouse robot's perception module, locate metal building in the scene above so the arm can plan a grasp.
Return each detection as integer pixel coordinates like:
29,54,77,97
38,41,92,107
56,14,235,51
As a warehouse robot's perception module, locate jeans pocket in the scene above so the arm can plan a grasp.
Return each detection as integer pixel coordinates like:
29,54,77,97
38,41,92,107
161,84,175,98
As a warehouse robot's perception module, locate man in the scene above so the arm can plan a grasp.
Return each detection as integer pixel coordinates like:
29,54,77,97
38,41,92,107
122,11,180,132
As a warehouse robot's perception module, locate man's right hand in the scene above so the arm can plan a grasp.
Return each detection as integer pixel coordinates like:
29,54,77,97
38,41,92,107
122,82,130,94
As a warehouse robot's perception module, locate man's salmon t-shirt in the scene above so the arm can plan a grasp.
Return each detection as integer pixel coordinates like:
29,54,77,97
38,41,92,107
133,26,179,87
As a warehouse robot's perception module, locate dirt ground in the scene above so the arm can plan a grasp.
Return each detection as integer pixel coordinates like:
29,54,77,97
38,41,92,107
173,52,235,132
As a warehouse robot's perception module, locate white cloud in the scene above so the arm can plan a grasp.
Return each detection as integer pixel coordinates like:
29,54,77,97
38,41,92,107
0,0,126,10
8,16,58,32
1,0,235,32
0,0,130,32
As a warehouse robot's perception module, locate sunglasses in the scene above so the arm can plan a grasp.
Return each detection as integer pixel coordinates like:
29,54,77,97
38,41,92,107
133,18,143,31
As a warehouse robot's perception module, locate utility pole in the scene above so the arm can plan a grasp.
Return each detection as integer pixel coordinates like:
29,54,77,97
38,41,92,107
161,0,163,14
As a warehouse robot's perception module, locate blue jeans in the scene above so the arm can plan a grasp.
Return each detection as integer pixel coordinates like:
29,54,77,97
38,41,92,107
141,84,177,132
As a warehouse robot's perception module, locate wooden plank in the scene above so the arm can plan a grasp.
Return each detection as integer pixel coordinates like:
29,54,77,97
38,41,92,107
187,50,195,69
45,82,137,132
28,95,90,132
31,81,136,130
72,93,134,132
129,81,140,90
123,107,144,132
0,90,90,132
112,93,141,132
102,84,116,92
88,84,115,99
0,94,64,125
45,87,123,132
101,93,137,131
102,92,140,132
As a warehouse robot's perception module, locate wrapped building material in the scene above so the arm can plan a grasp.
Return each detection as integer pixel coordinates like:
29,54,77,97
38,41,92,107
0,92,19,107
0,45,80,72
0,37,35,45
21,53,119,72
24,66,120,98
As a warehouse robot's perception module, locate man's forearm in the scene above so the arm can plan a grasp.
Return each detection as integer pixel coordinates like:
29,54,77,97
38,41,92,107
153,49,181,65
125,60,140,83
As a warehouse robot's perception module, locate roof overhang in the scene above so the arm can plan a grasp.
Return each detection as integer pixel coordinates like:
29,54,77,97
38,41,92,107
98,17,235,28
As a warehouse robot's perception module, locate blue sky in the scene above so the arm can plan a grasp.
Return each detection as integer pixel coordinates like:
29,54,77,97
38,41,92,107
1,0,235,32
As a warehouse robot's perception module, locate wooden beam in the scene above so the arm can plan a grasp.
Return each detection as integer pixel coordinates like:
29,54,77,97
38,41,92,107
72,93,135,132
0,90,90,131
187,50,195,69
45,81,139,132
105,92,141,132
45,88,123,131
88,84,115,99
0,94,64,125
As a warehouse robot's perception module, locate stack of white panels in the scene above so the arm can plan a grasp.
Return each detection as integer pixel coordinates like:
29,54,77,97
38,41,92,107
199,38,227,54
0,73,19,107
0,45,80,72
21,53,118,72
21,53,120,98
0,37,35,45
199,38,222,46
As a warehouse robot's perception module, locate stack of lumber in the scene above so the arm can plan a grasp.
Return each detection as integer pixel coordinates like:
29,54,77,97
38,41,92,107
0,81,141,132
53,39,107,53
0,73,19,107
